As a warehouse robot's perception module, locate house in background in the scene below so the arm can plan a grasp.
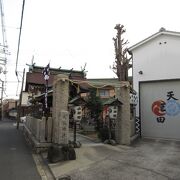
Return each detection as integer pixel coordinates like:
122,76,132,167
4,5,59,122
77,78,120,123
129,27,180,140
81,77,132,98
2,99,18,119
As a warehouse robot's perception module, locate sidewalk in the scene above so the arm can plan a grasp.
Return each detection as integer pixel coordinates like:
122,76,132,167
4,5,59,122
45,133,105,178
43,134,180,180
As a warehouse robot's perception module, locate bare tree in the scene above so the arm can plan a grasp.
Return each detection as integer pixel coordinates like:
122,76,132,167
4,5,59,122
112,24,132,81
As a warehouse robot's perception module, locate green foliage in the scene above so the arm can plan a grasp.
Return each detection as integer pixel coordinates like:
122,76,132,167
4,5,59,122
86,89,103,119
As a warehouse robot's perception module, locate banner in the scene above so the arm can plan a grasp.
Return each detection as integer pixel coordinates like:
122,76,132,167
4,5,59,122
42,63,50,109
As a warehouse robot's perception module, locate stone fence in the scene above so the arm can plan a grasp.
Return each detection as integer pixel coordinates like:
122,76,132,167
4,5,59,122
24,116,53,143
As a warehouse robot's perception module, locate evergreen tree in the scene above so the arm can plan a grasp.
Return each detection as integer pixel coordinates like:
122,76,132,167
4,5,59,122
86,89,103,130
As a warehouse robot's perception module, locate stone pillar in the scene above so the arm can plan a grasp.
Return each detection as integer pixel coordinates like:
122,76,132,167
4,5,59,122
39,117,46,142
47,117,53,142
52,74,69,145
115,82,131,145
48,74,76,163
58,111,69,144
36,119,40,141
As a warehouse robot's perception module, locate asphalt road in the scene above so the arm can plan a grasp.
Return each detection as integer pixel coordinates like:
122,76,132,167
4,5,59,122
0,119,41,180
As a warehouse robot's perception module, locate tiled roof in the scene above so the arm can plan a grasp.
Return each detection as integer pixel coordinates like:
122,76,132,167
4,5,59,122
26,65,86,88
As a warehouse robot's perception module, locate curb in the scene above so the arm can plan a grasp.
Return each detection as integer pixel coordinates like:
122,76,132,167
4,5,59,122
40,153,56,180
32,154,48,180
33,153,55,180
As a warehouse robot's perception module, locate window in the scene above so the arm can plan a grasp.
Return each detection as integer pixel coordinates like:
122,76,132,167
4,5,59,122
99,90,109,97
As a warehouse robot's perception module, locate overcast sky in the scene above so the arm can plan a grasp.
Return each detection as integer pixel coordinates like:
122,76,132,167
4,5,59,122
1,0,180,98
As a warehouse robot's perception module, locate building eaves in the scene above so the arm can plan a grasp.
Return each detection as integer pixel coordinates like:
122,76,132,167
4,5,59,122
87,77,132,86
129,29,180,52
87,78,119,87
69,96,87,106
103,97,123,106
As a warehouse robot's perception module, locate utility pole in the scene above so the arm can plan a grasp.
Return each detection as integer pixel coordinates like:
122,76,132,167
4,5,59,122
17,68,25,129
0,80,3,120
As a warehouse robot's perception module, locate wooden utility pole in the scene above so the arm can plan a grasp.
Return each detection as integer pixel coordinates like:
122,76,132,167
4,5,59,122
1,81,3,121
17,68,25,129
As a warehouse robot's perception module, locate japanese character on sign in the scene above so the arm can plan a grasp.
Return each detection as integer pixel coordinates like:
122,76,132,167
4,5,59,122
167,91,178,101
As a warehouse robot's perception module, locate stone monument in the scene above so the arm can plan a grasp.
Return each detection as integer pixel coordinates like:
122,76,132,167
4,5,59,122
48,74,76,163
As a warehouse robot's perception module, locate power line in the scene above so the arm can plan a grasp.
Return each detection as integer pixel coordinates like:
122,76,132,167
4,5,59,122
6,81,22,83
0,25,19,29
15,0,26,75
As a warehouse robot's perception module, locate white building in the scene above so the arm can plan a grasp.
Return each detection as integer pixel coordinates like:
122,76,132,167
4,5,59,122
129,28,180,140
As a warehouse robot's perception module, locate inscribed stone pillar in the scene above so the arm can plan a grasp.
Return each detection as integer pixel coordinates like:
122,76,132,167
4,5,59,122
52,74,69,145
39,117,46,142
115,82,131,145
47,117,53,142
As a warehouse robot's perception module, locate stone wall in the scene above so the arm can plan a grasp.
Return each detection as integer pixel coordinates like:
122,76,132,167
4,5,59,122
25,115,52,143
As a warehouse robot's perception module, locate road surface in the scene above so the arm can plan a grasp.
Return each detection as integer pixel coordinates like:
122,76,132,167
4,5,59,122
0,119,41,180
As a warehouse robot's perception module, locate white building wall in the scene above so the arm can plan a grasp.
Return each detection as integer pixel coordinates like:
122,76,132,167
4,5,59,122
132,34,180,116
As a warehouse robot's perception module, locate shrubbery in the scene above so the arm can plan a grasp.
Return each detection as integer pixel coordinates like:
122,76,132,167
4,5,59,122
98,126,115,142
